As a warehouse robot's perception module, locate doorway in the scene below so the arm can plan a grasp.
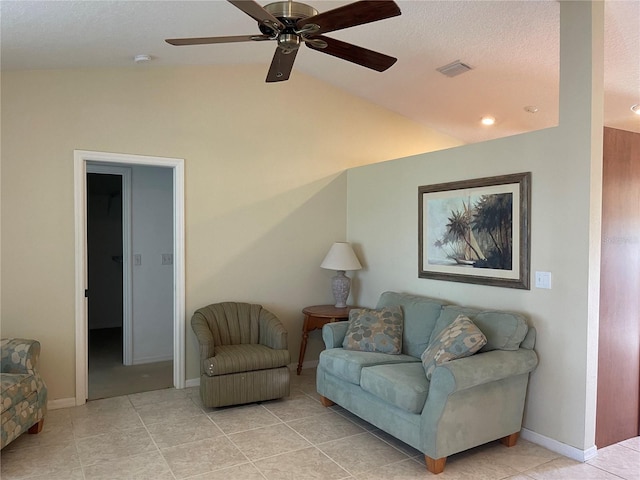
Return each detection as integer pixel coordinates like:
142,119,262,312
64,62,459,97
75,150,186,406
86,165,176,399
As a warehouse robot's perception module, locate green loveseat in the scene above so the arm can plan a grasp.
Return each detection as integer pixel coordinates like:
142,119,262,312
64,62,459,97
316,292,538,474
1,338,48,449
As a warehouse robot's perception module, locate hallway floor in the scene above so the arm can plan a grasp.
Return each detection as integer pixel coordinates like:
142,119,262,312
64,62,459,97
89,327,173,400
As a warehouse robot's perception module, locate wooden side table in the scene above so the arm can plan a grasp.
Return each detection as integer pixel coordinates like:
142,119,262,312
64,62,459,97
296,305,354,375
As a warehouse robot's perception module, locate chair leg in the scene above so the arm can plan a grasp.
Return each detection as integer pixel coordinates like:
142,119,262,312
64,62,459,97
500,432,519,447
28,419,44,434
319,395,335,407
425,455,447,474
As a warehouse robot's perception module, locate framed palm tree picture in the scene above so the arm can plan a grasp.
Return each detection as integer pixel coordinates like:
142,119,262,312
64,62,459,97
418,172,531,289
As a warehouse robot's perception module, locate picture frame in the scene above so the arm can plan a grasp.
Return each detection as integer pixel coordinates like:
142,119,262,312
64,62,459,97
418,172,531,289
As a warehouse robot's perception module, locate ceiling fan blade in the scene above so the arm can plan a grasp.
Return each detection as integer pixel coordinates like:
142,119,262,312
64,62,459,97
227,0,284,31
166,34,272,46
306,35,397,72
296,0,401,35
266,47,299,82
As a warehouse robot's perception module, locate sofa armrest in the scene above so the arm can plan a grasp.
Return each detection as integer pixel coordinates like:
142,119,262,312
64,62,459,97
1,338,41,375
259,311,288,350
431,348,538,395
520,327,536,350
191,313,215,365
322,321,349,348
420,348,538,459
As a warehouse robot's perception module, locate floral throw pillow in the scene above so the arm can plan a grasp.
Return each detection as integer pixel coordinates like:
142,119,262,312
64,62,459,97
342,306,404,355
421,314,487,380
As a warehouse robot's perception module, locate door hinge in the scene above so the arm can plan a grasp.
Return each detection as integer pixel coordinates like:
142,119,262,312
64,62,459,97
84,289,89,298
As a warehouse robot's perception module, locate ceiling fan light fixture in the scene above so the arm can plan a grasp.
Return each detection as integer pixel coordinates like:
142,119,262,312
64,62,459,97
278,33,301,51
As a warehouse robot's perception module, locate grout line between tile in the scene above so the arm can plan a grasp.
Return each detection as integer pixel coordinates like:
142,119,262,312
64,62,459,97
586,463,629,480
139,412,178,480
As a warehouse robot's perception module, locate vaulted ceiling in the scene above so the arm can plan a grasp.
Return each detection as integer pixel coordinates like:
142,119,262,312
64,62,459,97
2,1,638,144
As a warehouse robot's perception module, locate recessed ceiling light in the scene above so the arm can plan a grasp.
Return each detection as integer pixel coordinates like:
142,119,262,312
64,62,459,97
524,105,539,114
133,54,152,64
631,104,640,115
481,116,496,126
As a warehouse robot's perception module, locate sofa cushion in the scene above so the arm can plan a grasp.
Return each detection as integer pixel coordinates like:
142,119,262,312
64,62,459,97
431,305,528,352
343,306,403,354
360,363,430,414
421,315,487,380
203,344,290,377
319,348,420,385
376,292,448,358
0,373,35,415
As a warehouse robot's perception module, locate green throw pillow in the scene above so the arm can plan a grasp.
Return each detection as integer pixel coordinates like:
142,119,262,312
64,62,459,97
342,306,403,354
421,314,487,379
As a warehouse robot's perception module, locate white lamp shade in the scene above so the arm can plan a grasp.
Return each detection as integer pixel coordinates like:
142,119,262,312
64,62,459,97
320,242,362,271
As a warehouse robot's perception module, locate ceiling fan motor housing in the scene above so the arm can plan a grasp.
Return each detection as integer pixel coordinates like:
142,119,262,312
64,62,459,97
259,1,318,35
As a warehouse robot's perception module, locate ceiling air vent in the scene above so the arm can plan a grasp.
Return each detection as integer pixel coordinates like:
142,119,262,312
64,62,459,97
436,60,473,78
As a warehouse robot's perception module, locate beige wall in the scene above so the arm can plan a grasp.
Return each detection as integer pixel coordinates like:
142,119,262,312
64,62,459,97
346,2,603,454
0,64,462,401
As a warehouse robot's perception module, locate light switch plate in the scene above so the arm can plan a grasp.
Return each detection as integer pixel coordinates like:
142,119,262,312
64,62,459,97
535,271,552,289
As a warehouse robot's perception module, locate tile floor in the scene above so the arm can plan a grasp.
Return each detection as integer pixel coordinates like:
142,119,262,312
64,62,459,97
1,369,639,480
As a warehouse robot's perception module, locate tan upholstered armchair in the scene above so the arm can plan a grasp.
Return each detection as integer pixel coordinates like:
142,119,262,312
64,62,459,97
191,302,291,407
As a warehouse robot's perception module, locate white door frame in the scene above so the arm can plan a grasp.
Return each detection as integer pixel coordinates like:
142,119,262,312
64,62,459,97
74,150,186,406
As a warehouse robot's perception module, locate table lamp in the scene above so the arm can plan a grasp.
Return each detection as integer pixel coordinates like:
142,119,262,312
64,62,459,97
320,242,362,308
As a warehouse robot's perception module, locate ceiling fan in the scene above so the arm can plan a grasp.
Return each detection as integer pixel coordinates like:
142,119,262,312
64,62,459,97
165,0,401,82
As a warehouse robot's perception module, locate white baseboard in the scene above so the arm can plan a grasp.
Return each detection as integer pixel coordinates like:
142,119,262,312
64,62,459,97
185,378,200,388
48,397,77,410
521,428,598,462
131,354,173,365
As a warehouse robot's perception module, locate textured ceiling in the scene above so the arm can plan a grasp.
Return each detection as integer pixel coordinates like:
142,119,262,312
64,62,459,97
1,0,638,144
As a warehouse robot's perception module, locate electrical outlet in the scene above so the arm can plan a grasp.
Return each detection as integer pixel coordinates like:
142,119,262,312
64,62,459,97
134,254,142,266
161,254,173,265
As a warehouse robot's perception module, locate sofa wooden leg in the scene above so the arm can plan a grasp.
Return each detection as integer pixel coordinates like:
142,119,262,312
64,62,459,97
500,432,519,447
319,395,335,407
425,455,447,474
28,419,44,434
